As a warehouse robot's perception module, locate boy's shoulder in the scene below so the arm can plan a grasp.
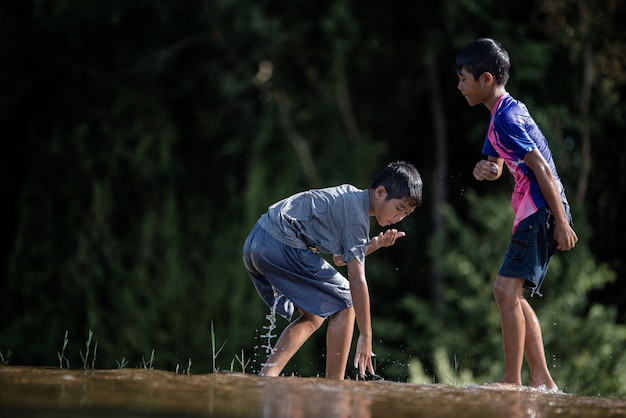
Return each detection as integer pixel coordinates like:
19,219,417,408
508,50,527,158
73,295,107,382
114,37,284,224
496,94,530,117
493,95,534,131
311,185,369,214
310,184,362,198
275,184,365,211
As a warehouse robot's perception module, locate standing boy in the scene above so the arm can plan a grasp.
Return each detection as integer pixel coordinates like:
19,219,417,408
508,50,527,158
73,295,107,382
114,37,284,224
243,161,422,379
455,38,578,389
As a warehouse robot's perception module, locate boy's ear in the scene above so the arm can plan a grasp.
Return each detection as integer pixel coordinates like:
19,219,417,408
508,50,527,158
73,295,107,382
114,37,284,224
375,185,387,200
482,72,495,86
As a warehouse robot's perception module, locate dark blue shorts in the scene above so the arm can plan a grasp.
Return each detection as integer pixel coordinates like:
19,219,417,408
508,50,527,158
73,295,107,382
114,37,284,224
242,222,352,320
498,203,572,296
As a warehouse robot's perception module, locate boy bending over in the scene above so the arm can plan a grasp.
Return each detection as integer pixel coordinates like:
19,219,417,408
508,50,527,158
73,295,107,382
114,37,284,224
243,161,423,379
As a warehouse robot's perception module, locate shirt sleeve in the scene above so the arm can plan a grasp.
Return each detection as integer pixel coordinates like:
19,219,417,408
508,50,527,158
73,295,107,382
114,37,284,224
340,194,370,265
482,136,498,157
345,240,368,266
494,113,536,159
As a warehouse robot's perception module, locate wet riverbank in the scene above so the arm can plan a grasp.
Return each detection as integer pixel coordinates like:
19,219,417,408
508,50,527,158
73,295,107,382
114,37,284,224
1,366,625,417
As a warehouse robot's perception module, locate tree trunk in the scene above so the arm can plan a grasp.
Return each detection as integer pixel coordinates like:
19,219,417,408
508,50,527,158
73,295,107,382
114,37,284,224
575,44,593,206
427,58,448,321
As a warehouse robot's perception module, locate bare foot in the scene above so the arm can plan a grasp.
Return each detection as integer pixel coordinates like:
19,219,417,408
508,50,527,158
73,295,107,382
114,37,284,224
529,378,558,390
472,382,523,391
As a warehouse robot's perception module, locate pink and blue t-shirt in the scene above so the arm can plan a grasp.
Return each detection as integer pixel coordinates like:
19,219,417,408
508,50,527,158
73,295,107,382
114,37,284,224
483,94,566,232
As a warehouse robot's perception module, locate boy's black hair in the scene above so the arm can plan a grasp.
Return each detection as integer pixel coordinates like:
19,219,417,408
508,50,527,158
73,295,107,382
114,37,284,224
371,161,423,207
456,38,510,86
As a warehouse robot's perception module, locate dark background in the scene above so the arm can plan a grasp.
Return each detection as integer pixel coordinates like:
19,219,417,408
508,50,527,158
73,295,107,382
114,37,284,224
2,0,625,397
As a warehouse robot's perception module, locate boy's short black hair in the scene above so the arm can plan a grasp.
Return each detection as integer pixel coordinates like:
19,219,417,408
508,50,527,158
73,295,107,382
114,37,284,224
371,161,423,207
456,38,510,86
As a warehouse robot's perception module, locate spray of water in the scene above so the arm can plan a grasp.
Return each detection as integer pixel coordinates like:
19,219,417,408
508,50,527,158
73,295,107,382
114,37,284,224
259,289,280,367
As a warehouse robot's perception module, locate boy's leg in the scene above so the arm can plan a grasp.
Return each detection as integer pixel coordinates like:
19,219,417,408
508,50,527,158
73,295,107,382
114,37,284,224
325,307,355,379
493,275,526,385
260,310,325,377
520,299,557,389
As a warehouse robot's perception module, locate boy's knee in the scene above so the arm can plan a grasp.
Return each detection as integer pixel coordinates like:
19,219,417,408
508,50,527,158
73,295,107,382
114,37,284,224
331,307,355,320
299,310,325,330
493,276,524,303
327,307,355,326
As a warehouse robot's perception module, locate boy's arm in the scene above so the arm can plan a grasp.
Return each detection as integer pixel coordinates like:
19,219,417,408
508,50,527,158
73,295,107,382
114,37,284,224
524,149,578,251
333,229,406,266
346,258,375,377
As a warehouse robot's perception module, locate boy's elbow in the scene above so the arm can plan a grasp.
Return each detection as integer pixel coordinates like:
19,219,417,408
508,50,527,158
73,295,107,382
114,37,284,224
333,254,346,266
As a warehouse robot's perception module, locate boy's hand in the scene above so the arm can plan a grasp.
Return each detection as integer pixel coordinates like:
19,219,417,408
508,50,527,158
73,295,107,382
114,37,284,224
553,221,578,251
473,160,499,181
354,334,375,378
371,229,406,250
334,228,406,265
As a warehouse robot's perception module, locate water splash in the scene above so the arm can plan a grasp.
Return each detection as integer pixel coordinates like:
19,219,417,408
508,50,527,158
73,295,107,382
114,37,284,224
259,288,280,366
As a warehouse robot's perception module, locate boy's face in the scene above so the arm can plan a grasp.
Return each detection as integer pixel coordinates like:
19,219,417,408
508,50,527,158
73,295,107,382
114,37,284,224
371,187,415,227
457,67,490,107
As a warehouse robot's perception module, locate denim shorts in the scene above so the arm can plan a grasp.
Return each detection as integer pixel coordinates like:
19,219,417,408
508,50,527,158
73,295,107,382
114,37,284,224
498,203,572,296
242,222,352,320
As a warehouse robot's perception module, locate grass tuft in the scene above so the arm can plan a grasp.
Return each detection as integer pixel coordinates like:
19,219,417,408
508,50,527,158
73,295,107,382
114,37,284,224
115,357,129,369
232,349,250,373
211,321,228,372
58,330,70,368
0,349,12,366
141,349,156,369
48,324,248,374
79,329,97,369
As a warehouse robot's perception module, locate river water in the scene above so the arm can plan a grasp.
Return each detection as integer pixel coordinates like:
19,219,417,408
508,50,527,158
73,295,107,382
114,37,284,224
1,366,625,417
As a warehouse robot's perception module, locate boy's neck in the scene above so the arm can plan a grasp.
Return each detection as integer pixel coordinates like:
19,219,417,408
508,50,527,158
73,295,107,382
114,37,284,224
485,87,508,111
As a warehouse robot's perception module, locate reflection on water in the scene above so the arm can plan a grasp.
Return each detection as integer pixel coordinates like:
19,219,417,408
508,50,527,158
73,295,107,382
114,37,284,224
1,366,626,418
